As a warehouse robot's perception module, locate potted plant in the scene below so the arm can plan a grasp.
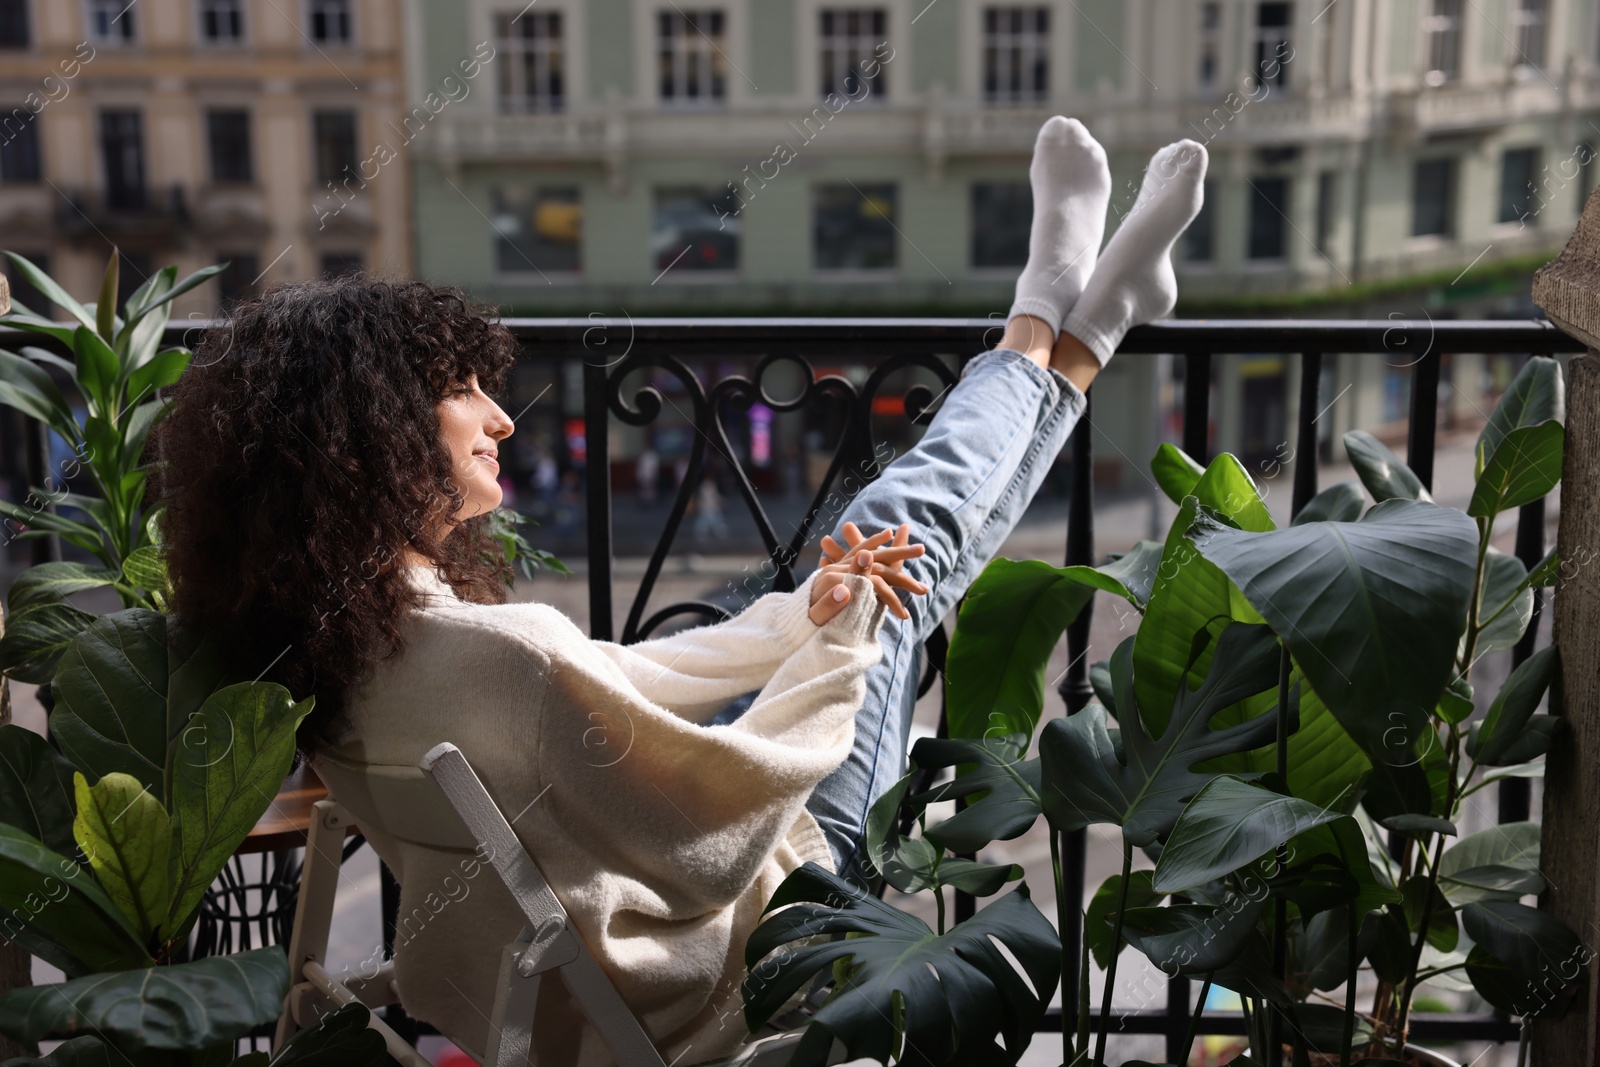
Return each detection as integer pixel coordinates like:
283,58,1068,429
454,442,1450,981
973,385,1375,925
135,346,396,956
738,356,1574,1067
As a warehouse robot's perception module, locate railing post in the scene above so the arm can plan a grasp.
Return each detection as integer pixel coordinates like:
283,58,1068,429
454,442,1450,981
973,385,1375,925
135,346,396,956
583,355,614,642
1529,187,1600,1066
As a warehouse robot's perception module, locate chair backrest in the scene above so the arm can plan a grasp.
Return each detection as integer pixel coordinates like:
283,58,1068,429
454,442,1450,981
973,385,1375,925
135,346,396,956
312,751,476,850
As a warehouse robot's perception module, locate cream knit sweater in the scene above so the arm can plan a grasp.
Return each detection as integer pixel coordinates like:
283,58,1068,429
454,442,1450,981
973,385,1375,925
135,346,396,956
330,563,890,1066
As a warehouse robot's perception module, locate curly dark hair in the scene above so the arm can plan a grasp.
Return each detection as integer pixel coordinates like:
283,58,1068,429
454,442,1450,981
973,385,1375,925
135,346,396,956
150,276,519,753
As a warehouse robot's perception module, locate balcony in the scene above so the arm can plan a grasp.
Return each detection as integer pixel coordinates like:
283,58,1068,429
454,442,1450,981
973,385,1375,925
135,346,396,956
52,183,190,244
192,183,272,242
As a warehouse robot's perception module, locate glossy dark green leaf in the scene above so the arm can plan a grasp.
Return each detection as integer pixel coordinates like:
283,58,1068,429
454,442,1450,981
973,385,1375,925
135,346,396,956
1285,1001,1374,1054
1400,874,1458,952
1151,443,1205,505
0,946,287,1049
0,725,79,859
910,734,1042,856
1343,430,1431,503
0,823,150,977
1487,716,1561,765
1439,822,1541,905
1438,675,1474,726
944,557,1096,741
1440,864,1544,906
1040,623,1282,846
862,774,1019,897
1189,498,1477,763
1086,870,1162,969
1281,817,1401,917
1468,421,1564,519
167,683,314,937
1476,549,1534,658
1477,356,1564,471
0,602,99,685
5,563,120,614
1154,776,1343,893
50,609,228,804
1462,901,1584,1018
268,1002,389,1066
1525,547,1560,589
1381,815,1456,838
1291,481,1366,525
1468,646,1559,766
1297,907,1356,992
742,864,1059,1067
0,1036,120,1066
1121,893,1267,974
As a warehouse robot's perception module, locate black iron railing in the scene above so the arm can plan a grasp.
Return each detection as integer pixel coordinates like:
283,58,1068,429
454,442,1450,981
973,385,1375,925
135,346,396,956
1,317,1585,1060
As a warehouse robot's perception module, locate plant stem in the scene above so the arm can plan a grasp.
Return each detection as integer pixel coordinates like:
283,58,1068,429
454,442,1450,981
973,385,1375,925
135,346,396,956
1340,907,1359,1067
1393,831,1449,1048
1268,643,1293,1067
1183,974,1214,1066
1051,829,1072,1056
1093,839,1133,1067
935,883,945,936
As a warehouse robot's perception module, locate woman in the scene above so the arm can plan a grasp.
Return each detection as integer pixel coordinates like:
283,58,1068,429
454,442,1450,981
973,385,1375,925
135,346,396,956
151,118,1206,1066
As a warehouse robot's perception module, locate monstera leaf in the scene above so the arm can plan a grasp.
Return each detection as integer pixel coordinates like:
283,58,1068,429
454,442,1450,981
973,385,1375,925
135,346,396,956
743,864,1059,1067
909,734,1042,856
863,774,1020,897
1039,623,1283,846
49,609,228,803
1188,498,1478,764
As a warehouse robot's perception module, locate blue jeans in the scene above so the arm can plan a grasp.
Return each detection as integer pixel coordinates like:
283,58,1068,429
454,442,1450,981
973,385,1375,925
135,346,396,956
710,348,1088,880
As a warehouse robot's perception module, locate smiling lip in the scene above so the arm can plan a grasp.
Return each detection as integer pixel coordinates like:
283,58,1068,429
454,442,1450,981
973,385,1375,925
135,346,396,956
474,451,499,469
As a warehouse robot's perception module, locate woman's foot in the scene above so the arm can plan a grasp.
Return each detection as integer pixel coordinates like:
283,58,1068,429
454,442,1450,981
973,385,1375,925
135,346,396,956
1061,140,1208,367
1006,117,1112,337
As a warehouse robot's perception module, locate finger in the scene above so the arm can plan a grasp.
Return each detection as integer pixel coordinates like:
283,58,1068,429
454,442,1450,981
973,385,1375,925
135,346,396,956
820,534,846,562
842,524,894,553
869,544,925,565
871,573,910,620
808,580,851,626
876,569,929,594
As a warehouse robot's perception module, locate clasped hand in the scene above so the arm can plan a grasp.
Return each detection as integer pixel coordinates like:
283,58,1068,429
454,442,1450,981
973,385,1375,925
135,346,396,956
807,521,928,627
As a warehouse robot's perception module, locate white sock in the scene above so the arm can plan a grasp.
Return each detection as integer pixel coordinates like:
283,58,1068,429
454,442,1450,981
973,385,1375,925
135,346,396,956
1006,117,1112,337
1061,139,1209,367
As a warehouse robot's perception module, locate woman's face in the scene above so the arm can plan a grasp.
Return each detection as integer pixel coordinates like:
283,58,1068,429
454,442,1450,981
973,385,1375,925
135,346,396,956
437,374,514,521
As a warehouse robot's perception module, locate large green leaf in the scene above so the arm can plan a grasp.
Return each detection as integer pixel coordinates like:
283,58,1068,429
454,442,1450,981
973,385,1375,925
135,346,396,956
944,558,1097,741
0,823,149,977
1278,817,1401,918
1343,431,1431,503
167,683,314,938
1121,894,1267,975
1152,776,1343,893
1468,647,1559,766
267,1002,390,1066
1086,870,1162,968
72,771,170,944
125,348,189,406
1152,443,1205,505
0,349,80,444
71,327,118,417
1461,901,1584,1018
5,563,120,614
1477,356,1565,472
0,946,288,1049
743,864,1058,1067
1438,821,1541,905
2,253,96,334
1292,482,1365,525
50,609,229,804
1039,623,1282,845
863,773,1019,897
1133,453,1273,738
1468,422,1564,519
0,603,100,686
0,725,79,859
910,734,1042,856
1188,498,1477,762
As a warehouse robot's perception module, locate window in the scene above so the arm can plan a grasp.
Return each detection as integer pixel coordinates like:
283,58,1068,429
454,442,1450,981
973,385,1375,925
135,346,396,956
216,253,260,309
0,0,29,48
1413,157,1457,238
658,10,726,104
207,110,252,183
312,110,357,185
200,0,244,42
0,108,40,182
1499,147,1539,225
814,183,896,271
1315,170,1336,253
491,187,581,274
652,187,739,273
819,9,887,100
86,0,136,43
1198,2,1222,93
1183,182,1215,262
982,7,1049,105
308,0,351,44
1423,0,1461,85
496,12,564,113
1248,177,1289,260
1255,3,1291,91
101,109,145,210
1511,0,1546,72
971,182,1031,268
320,253,363,277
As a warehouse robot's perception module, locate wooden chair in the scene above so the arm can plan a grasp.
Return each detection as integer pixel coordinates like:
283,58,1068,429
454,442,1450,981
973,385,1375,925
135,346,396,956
275,742,818,1067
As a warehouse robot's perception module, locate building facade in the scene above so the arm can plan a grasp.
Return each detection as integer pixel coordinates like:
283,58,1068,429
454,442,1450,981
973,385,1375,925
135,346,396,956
0,0,410,318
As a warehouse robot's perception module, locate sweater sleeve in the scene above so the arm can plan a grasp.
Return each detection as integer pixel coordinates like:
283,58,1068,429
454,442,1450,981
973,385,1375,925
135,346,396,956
587,568,837,723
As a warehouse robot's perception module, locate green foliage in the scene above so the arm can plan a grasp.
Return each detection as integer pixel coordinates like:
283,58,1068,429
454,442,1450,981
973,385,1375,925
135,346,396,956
483,507,568,585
